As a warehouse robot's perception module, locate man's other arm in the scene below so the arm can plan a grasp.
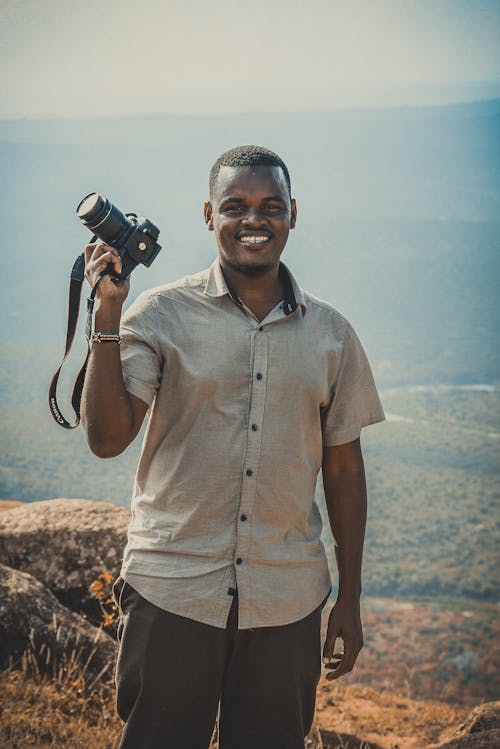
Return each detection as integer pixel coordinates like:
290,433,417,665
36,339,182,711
81,243,149,458
321,437,366,679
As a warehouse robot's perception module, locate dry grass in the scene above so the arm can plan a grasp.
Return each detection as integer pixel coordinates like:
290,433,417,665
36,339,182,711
0,575,469,748
2,660,463,749
0,669,384,749
1,614,120,749
0,624,330,749
0,669,334,749
0,611,467,749
315,679,469,749
0,667,120,748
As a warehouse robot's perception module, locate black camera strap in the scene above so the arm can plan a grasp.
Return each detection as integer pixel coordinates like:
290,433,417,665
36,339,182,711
49,201,160,430
48,249,103,429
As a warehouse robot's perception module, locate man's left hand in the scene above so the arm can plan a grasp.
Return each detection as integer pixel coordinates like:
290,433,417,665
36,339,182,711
322,597,364,680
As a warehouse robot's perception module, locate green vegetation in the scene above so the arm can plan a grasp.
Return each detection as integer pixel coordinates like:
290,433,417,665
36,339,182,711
319,387,500,603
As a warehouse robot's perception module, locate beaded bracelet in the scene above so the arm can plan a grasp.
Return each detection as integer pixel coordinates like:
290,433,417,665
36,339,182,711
91,332,122,344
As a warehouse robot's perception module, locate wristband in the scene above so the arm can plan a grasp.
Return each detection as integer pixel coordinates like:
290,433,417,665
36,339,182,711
92,332,122,344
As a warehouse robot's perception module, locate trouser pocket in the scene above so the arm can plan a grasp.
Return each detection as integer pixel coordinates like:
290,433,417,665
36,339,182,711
321,586,332,609
112,576,129,644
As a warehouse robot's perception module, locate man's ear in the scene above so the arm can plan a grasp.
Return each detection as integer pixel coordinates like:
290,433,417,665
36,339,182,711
290,198,297,229
204,201,214,230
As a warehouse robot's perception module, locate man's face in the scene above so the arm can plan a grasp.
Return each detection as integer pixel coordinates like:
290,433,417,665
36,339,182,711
204,165,297,276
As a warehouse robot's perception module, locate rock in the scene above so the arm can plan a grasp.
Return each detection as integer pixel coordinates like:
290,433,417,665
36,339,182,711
0,563,116,679
427,701,500,748
450,701,500,735
0,498,129,624
428,730,500,748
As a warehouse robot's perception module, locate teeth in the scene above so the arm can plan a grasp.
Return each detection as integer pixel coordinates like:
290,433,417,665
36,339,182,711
239,235,269,244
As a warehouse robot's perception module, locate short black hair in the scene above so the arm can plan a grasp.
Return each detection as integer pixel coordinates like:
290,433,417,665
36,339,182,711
209,145,291,199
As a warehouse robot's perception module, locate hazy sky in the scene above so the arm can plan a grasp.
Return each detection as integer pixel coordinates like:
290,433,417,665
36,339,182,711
1,0,499,118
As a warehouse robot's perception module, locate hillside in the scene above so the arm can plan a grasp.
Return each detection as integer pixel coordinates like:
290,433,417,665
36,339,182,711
326,598,499,707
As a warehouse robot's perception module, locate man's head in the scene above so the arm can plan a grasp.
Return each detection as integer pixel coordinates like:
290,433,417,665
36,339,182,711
209,145,292,200
205,145,296,277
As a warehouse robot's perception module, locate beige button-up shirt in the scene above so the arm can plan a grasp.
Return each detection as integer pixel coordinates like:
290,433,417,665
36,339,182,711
119,260,385,629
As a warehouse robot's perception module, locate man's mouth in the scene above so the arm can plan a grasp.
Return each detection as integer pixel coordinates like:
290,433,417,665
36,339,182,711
237,234,272,245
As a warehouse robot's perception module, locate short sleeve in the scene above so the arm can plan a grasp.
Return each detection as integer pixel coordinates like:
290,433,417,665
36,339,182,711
119,292,162,407
322,324,385,446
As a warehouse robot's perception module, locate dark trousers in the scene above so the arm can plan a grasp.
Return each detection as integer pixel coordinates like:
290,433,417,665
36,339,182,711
113,578,324,749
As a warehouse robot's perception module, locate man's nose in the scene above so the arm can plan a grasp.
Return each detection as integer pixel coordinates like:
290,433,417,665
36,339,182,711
242,208,266,225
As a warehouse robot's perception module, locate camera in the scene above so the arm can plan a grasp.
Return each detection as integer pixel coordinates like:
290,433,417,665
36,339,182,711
76,193,162,278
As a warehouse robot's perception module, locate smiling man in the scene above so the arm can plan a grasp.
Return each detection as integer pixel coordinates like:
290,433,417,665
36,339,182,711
82,145,385,749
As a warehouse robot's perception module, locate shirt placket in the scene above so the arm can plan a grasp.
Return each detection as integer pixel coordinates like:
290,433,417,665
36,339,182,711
233,319,269,626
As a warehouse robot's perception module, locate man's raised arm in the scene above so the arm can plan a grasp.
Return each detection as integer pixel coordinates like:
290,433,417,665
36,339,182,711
81,243,149,458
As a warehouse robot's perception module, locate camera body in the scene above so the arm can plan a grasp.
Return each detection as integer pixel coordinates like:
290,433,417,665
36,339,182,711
76,193,162,278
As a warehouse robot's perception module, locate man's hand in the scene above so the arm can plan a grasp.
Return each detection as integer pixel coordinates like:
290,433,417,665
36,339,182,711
322,596,364,680
84,243,130,305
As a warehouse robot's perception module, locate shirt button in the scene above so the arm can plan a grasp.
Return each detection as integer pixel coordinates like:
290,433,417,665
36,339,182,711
240,514,247,521
256,373,263,380
258,326,264,332
236,557,243,565
246,468,253,477
251,424,258,432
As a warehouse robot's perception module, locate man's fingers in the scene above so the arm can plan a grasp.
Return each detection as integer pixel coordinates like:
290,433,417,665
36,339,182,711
82,242,130,302
325,640,362,680
84,243,120,265
326,652,358,680
84,243,101,264
322,625,340,664
92,250,122,273
87,250,122,282
324,653,343,666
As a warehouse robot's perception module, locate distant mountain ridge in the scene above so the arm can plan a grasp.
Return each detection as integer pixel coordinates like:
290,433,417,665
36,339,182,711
0,97,498,143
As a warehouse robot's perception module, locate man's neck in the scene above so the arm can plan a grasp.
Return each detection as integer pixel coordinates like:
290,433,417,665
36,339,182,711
220,261,285,322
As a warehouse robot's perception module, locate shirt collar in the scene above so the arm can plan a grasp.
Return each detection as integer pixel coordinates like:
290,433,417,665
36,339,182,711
204,259,307,315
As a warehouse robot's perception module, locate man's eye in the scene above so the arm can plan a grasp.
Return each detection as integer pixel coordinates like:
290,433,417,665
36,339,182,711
224,205,242,213
265,204,283,212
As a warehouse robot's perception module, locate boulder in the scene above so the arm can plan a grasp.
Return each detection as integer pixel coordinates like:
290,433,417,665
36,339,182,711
0,563,117,679
427,701,500,748
0,498,129,624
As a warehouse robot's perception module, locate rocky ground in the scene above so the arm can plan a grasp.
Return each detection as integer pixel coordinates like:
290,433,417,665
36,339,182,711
0,498,498,748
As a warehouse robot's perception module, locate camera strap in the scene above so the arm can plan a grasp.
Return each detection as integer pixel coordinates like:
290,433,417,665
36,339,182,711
48,249,103,429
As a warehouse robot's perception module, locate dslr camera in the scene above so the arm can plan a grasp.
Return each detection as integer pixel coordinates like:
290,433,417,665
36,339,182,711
76,192,162,278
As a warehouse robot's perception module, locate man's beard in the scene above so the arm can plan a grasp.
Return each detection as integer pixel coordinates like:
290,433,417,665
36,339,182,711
225,257,274,277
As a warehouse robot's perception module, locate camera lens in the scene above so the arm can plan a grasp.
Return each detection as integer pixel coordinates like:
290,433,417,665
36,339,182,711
76,193,132,246
77,193,105,221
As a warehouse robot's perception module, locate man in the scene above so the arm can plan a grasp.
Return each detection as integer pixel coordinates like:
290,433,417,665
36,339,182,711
82,145,385,749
